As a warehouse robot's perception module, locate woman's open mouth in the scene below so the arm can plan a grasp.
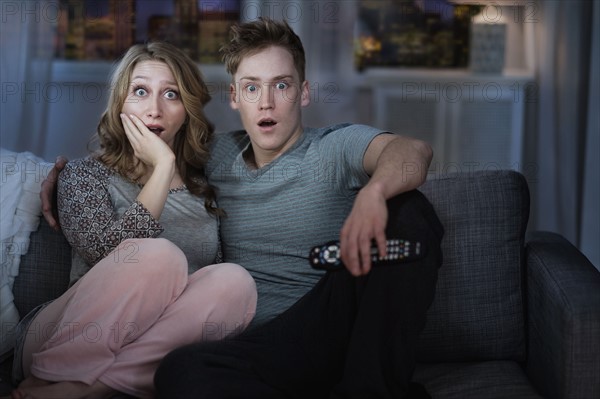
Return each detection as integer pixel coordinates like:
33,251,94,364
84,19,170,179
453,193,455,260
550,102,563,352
147,126,165,135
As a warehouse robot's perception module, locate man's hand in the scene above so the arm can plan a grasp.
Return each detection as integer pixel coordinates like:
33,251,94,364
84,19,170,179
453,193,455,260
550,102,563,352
40,156,68,230
339,182,388,276
339,133,431,276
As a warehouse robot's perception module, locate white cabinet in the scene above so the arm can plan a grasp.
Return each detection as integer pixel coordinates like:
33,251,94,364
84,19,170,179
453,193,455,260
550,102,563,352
364,69,534,174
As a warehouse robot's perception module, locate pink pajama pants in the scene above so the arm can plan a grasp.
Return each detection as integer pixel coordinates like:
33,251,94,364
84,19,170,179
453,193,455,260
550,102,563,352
20,238,257,398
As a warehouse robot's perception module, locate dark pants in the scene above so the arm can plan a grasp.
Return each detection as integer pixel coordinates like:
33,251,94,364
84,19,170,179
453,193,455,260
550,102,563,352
155,190,444,399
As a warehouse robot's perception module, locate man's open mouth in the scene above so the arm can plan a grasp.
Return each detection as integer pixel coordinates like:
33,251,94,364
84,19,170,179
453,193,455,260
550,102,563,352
258,119,277,127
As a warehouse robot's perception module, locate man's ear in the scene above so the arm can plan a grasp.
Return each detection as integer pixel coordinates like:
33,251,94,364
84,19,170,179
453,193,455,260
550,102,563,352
300,80,310,108
230,82,239,110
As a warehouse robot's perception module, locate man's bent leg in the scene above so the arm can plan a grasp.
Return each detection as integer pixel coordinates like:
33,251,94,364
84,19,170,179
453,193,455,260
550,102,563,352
331,190,443,399
155,338,287,399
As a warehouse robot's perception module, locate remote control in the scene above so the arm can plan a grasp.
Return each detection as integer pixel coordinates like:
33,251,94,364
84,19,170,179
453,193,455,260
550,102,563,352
309,239,425,271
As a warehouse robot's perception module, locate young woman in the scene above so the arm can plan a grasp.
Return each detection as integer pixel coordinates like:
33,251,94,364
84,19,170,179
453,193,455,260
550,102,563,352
11,42,256,399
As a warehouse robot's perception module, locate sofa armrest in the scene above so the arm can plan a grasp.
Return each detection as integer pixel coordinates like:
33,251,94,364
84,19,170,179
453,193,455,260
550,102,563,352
525,231,600,399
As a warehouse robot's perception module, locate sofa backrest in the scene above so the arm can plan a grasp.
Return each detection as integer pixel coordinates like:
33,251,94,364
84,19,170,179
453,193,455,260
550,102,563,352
416,170,529,363
14,170,530,364
13,219,71,318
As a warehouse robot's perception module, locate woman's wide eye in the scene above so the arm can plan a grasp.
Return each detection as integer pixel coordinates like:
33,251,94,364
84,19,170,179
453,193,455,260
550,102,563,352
134,87,147,96
165,90,178,99
276,82,287,90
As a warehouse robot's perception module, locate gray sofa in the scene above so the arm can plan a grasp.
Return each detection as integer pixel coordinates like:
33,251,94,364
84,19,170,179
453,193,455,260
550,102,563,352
2,170,599,398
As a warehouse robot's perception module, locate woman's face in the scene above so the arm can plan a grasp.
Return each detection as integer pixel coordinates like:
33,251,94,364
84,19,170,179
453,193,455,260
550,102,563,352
121,60,186,149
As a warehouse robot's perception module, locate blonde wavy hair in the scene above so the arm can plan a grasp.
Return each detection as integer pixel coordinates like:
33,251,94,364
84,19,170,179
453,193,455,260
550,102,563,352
94,42,221,215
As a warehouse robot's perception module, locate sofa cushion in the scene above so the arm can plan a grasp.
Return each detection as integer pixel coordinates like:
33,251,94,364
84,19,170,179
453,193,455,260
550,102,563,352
413,361,543,398
12,218,71,318
417,170,529,362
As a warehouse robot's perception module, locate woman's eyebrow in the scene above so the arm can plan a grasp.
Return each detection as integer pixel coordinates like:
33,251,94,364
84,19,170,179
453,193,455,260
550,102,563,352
131,75,177,86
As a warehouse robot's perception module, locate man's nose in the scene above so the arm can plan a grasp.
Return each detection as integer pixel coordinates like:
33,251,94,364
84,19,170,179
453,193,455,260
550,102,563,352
259,84,274,110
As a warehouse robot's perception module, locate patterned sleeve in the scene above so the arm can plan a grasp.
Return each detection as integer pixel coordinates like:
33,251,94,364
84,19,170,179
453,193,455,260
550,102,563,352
57,157,163,265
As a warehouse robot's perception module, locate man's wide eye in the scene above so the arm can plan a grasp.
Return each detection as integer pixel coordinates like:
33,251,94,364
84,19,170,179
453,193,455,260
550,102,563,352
247,85,257,92
275,82,287,90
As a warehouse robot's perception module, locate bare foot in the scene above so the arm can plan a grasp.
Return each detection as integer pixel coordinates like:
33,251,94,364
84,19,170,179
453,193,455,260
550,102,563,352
16,375,50,389
9,375,51,399
15,380,116,399
9,389,25,399
1,389,22,399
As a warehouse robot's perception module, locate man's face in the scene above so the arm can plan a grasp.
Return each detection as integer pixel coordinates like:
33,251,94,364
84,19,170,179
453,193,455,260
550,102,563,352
230,45,310,168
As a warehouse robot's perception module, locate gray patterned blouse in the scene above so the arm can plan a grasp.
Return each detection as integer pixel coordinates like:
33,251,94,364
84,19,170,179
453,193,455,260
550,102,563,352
57,157,220,284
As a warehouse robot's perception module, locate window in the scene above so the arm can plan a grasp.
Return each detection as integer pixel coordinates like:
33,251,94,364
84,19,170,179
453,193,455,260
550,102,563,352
55,0,241,62
354,0,479,70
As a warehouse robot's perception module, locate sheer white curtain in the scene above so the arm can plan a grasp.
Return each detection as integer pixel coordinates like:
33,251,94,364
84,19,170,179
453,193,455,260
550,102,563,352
0,0,55,156
531,0,599,269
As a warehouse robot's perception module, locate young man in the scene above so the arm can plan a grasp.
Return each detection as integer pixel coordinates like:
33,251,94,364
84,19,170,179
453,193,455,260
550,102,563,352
153,18,443,399
41,18,442,399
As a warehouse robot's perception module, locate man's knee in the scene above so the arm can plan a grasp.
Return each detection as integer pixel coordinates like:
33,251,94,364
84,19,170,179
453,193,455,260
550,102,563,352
386,190,443,246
